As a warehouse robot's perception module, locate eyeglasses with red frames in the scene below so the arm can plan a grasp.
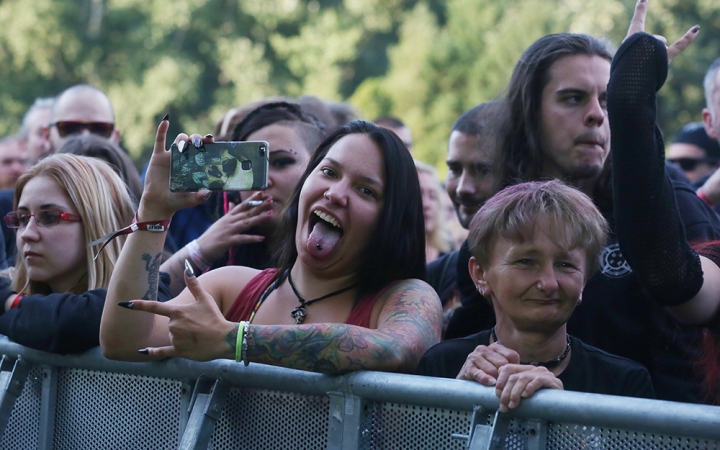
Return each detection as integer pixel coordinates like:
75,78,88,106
4,210,82,228
49,121,114,138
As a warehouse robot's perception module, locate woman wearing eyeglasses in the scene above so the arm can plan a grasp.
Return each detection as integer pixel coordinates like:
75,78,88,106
0,154,148,354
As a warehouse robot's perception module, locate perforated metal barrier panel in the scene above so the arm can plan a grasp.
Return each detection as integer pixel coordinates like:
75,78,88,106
547,424,720,450
211,387,330,450
0,343,717,450
357,402,472,449
0,365,42,449
52,368,183,450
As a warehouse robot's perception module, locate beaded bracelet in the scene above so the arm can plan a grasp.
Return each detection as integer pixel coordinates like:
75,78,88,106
236,321,246,363
242,323,250,366
186,239,211,272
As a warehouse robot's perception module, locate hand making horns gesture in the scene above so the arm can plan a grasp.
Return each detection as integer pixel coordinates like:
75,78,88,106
625,0,699,64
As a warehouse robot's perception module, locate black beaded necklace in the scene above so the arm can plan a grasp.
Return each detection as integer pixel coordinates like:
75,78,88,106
490,327,571,369
287,270,356,324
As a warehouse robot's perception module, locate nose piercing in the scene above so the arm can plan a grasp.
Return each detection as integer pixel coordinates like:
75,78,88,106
536,283,544,292
324,190,331,200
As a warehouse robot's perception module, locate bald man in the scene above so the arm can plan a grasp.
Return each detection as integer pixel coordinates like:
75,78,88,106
43,84,120,152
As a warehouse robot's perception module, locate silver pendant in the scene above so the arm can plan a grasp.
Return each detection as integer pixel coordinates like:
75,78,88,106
291,306,307,324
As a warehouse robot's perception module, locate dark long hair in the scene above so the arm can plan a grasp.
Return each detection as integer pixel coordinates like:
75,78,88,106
273,120,426,294
498,33,614,207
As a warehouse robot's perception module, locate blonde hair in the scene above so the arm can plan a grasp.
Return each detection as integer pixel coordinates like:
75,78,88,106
468,180,608,276
415,160,452,255
10,154,135,295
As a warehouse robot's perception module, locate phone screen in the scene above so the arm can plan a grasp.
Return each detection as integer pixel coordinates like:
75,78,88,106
169,141,269,191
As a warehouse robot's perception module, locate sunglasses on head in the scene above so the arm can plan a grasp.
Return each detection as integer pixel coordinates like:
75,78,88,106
50,121,114,138
4,210,82,229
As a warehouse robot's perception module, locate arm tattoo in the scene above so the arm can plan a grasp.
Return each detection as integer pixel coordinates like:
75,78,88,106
245,280,442,374
141,253,163,300
225,323,239,353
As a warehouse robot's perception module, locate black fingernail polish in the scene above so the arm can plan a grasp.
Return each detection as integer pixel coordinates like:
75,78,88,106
692,25,700,33
118,301,134,309
204,134,213,139
193,137,202,148
162,113,169,122
138,348,149,355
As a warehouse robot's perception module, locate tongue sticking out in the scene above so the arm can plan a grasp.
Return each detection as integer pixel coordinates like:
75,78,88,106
307,220,342,257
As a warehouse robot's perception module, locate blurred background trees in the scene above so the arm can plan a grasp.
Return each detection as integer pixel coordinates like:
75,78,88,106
1,0,718,171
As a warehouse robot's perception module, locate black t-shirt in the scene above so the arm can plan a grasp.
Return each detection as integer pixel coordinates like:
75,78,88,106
417,330,656,399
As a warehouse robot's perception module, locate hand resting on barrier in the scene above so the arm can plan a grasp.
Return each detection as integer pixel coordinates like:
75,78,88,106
456,343,563,412
456,342,519,385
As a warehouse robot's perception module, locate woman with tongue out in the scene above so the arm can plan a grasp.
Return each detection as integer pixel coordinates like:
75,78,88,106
101,119,443,374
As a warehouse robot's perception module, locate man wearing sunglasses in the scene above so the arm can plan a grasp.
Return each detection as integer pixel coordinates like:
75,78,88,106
42,84,119,152
667,122,720,184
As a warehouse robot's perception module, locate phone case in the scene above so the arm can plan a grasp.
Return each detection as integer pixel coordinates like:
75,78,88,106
169,141,269,191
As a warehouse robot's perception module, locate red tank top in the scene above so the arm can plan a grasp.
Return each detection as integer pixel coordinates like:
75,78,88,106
224,268,383,328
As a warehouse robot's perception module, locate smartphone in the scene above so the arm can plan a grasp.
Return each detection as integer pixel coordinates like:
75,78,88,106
169,141,269,191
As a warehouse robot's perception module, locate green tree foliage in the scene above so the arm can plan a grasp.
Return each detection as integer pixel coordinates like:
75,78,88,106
0,0,718,169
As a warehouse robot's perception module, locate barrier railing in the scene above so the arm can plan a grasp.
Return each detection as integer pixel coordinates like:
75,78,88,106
0,337,717,449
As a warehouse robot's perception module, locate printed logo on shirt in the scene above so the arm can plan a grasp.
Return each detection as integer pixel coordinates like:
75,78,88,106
600,242,633,278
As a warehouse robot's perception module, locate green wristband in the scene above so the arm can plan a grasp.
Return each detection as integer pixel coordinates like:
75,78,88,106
236,321,246,363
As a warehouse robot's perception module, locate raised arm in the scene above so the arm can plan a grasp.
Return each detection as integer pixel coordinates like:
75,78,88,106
99,118,212,358
607,1,705,306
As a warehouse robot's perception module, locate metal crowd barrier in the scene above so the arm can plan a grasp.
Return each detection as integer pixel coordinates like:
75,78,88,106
0,337,718,449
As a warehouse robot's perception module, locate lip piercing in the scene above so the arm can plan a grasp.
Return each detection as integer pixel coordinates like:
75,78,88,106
316,244,323,250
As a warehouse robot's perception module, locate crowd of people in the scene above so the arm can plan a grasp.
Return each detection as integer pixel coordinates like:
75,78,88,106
0,0,719,414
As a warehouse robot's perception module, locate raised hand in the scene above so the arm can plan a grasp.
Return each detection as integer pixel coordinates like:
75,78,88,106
625,0,699,64
196,192,273,263
139,119,214,220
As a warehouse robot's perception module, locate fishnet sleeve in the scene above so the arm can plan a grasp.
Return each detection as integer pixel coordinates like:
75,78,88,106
607,32,703,306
